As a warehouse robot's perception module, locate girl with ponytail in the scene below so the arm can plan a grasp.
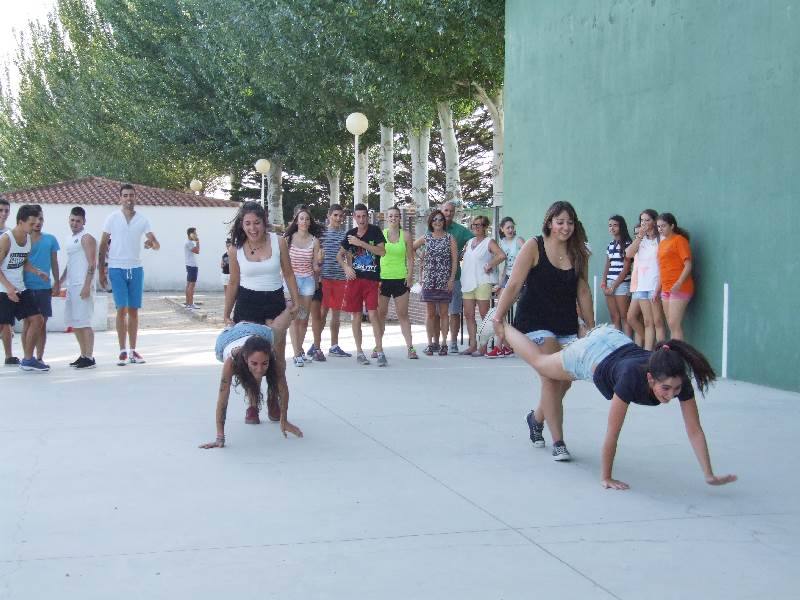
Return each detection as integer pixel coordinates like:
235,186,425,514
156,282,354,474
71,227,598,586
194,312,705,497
656,212,694,340
493,319,737,490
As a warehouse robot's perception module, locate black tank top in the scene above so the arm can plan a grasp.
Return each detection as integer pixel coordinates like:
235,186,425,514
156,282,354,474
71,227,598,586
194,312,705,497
513,236,579,336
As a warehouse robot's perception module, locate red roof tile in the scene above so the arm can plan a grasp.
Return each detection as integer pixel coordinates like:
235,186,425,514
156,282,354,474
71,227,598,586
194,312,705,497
2,176,234,208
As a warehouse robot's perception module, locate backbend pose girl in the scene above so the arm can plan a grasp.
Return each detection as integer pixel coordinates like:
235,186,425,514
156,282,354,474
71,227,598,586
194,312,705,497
626,209,665,350
200,314,303,448
492,201,594,461
284,207,323,367
495,320,737,490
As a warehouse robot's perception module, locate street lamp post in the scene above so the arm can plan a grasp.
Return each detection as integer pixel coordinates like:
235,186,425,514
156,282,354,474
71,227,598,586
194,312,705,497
254,158,271,209
346,112,368,205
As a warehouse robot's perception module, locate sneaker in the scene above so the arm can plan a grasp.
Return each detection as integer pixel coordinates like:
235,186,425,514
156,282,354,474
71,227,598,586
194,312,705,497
313,349,326,362
408,346,418,359
438,345,448,356
423,344,435,356
4,356,20,366
329,345,352,358
502,346,514,357
117,351,128,366
485,346,504,359
186,303,199,310
552,441,572,462
69,356,83,368
356,352,370,365
449,342,459,354
371,347,378,359
293,355,305,367
20,358,48,372
75,357,96,370
245,406,260,425
376,352,388,367
36,358,50,370
129,351,146,364
306,344,317,358
430,342,440,353
526,411,546,448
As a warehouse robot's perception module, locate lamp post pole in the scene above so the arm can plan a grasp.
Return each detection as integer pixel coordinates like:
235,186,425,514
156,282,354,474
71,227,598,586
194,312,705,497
254,158,271,209
346,112,369,205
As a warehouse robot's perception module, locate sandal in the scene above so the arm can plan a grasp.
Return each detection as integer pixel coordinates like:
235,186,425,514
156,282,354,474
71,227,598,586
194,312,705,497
423,344,435,356
408,346,419,359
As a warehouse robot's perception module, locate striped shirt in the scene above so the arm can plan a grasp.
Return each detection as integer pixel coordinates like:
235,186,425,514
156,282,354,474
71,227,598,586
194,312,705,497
606,239,631,282
288,240,314,277
321,226,347,280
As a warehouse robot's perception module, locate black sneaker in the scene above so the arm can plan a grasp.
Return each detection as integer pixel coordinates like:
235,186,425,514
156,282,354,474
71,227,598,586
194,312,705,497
552,441,571,462
69,356,83,368
4,356,20,366
75,357,96,370
526,411,545,448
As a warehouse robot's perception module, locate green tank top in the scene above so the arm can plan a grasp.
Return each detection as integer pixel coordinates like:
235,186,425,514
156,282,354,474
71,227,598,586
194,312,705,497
380,228,407,279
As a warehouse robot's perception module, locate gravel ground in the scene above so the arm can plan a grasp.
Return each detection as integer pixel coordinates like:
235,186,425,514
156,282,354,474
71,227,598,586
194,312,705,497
105,291,226,330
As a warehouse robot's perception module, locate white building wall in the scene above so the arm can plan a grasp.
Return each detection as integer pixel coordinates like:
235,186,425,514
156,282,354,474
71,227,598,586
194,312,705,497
9,203,240,291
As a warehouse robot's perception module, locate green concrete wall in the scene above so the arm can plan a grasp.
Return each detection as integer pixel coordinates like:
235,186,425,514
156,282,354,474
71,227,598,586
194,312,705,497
505,1,799,391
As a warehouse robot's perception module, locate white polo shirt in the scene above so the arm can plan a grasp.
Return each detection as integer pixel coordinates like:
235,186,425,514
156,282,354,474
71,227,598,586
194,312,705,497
102,210,153,269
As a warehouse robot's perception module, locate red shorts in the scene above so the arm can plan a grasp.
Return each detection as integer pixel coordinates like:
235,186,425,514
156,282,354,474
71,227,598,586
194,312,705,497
322,278,347,311
342,278,379,313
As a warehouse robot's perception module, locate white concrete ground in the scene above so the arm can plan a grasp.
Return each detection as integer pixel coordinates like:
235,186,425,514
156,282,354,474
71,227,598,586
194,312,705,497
1,324,798,599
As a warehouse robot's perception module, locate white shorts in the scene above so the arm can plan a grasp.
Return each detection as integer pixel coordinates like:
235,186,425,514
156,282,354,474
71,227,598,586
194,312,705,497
65,286,94,328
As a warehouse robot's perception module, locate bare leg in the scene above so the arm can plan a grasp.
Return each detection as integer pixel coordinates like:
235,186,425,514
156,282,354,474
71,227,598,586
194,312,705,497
377,294,390,347
449,313,461,346
463,298,477,352
185,281,196,305
614,295,632,337
310,299,323,349
503,324,574,381
665,298,690,340
369,309,382,352
431,312,440,345
652,295,667,342
476,299,490,352
35,317,48,360
605,294,620,330
21,315,43,360
425,302,436,347
1,324,12,359
438,303,449,346
127,308,139,350
329,308,341,347
116,307,128,349
627,300,644,347
394,291,413,348
639,299,656,350
351,311,363,353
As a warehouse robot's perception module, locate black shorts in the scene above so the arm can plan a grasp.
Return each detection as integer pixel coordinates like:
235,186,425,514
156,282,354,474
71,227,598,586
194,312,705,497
0,290,41,325
312,283,323,303
380,279,409,298
30,289,53,318
186,265,199,283
233,286,286,323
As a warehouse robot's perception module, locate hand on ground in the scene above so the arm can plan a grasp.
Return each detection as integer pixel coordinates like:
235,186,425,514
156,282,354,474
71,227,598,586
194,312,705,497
706,474,737,486
281,420,303,438
601,478,630,490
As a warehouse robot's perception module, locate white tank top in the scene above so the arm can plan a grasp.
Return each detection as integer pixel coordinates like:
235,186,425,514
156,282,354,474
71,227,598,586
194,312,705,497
460,237,498,293
1,230,31,291
66,230,94,288
237,233,282,291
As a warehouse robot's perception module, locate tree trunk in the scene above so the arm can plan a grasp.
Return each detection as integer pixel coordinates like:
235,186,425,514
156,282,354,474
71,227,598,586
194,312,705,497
436,101,462,205
379,124,394,211
325,168,341,206
409,125,431,238
357,147,369,206
267,158,284,227
474,84,504,208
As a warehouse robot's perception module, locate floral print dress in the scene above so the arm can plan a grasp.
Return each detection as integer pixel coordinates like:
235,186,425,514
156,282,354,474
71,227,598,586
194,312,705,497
421,232,453,304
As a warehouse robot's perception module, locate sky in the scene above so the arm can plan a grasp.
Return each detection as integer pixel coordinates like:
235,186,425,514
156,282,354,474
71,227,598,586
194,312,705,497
0,0,57,66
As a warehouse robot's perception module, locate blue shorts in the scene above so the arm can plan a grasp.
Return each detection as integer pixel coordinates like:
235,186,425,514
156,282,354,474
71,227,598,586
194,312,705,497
448,279,463,315
632,290,657,301
215,322,274,362
606,279,631,296
30,289,53,318
560,325,632,380
186,266,198,283
295,274,316,297
526,329,578,347
109,267,144,309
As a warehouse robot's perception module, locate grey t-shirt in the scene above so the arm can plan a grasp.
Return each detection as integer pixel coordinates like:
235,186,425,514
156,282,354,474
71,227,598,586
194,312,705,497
184,240,198,267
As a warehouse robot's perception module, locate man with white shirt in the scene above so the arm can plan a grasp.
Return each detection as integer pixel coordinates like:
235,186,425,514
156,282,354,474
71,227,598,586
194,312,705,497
98,184,160,366
0,196,16,365
184,227,200,309
60,207,97,369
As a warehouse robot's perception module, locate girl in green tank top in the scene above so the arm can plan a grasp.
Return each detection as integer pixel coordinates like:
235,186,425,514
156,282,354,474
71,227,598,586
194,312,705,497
377,206,417,359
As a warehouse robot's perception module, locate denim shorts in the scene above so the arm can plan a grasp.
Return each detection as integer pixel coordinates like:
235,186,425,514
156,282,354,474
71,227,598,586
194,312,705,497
606,279,630,296
215,322,274,362
295,274,316,297
448,279,463,315
632,290,657,301
560,325,632,381
525,329,578,347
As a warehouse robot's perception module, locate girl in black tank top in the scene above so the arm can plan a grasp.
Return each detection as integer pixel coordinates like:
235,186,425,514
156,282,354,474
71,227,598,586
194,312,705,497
514,236,579,336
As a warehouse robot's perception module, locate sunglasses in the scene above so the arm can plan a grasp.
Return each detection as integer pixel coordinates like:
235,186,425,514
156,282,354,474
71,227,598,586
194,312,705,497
432,217,445,222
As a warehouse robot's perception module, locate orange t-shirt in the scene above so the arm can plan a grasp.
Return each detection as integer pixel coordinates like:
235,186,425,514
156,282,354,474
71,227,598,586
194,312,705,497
657,234,693,294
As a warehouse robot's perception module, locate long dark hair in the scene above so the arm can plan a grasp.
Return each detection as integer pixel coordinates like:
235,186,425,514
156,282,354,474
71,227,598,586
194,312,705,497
427,209,446,232
640,209,659,241
657,212,690,241
542,201,590,279
228,202,267,248
230,335,279,409
284,207,324,244
648,339,716,395
608,214,632,253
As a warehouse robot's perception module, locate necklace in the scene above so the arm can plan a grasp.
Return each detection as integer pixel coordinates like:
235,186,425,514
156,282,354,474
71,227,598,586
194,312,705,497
248,239,265,255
